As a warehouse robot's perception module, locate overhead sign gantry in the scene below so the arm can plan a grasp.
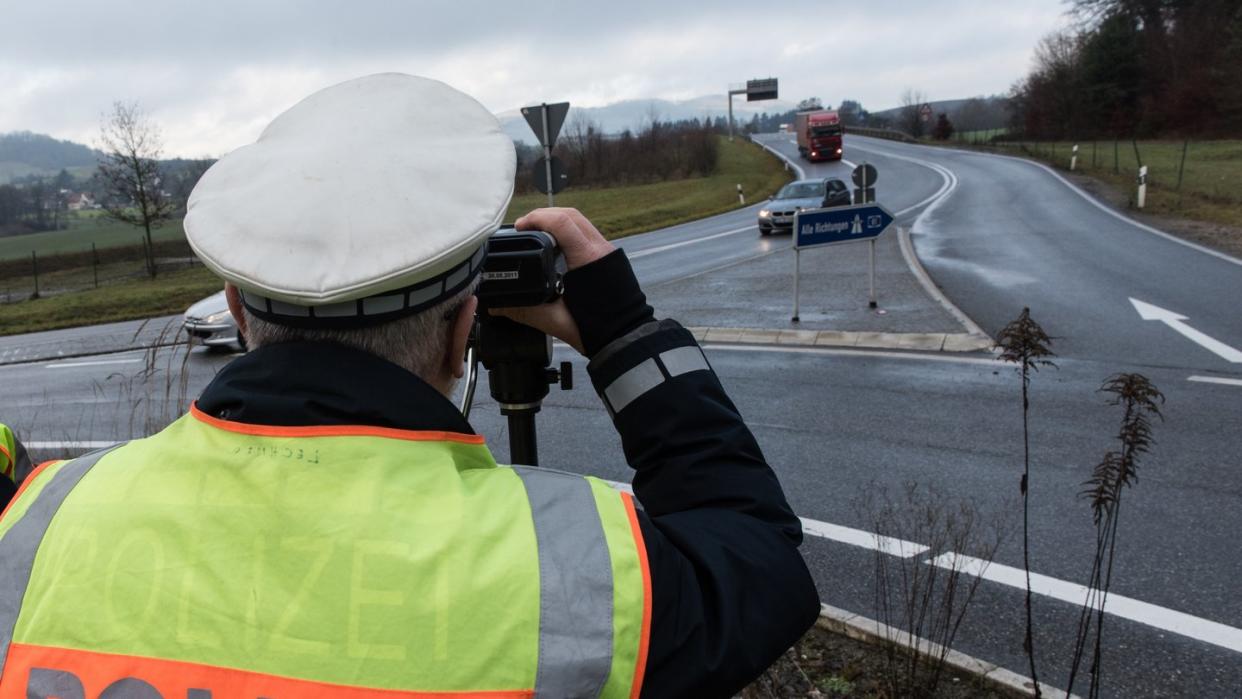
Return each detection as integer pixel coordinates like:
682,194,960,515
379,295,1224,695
727,78,778,141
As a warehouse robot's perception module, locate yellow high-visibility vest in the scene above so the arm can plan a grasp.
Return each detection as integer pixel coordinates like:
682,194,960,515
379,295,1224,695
0,405,651,698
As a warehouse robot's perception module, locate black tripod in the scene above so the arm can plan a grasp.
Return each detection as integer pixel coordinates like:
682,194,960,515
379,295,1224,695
470,315,571,466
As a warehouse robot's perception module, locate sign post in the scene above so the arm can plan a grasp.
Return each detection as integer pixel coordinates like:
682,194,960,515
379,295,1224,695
727,77,778,141
851,163,880,307
521,102,570,205
790,202,894,321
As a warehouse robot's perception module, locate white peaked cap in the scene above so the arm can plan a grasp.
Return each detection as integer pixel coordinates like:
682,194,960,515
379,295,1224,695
185,73,515,327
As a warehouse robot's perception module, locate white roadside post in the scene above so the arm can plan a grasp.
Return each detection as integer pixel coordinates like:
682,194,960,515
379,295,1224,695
1071,144,1079,171
737,184,745,205
1137,165,1148,209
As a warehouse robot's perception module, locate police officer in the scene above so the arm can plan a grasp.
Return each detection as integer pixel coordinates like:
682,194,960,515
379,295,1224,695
0,74,818,698
0,423,32,509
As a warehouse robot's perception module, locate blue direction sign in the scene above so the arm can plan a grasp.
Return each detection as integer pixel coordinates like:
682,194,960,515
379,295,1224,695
794,203,894,249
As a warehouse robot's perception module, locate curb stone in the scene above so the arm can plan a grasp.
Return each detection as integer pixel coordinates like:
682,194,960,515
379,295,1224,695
816,604,1077,698
688,326,994,353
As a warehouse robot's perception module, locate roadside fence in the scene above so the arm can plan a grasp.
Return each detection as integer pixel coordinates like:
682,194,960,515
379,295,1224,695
846,126,916,143
964,137,1241,219
0,238,200,304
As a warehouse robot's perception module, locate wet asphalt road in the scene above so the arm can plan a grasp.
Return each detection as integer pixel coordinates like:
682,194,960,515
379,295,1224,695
4,134,1242,697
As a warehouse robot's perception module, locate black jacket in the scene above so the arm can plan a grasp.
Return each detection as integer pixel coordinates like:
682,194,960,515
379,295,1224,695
67,250,820,698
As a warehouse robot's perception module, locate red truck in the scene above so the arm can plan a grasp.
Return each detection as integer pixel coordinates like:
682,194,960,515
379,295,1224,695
795,110,843,162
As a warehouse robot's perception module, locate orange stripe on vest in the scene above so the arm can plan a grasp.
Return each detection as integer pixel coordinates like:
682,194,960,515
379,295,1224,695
621,492,652,699
189,403,486,445
3,643,534,699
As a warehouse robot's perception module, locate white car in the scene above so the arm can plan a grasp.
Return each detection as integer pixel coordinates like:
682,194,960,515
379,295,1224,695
182,291,245,350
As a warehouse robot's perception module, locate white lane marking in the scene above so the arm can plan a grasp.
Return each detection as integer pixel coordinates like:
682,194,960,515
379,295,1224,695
847,141,959,218
25,441,117,449
608,469,1242,653
1130,298,1242,363
840,158,858,170
700,343,999,366
603,478,925,557
627,225,756,259
800,518,928,558
929,551,1242,655
1188,375,1242,387
45,358,141,369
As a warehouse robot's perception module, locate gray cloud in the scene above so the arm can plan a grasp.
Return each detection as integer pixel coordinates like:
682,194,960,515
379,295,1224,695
0,1,1069,156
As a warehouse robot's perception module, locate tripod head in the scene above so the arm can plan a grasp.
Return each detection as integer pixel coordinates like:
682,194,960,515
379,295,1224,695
459,228,572,465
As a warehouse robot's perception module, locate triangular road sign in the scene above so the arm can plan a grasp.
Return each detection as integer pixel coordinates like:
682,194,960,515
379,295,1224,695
521,102,570,148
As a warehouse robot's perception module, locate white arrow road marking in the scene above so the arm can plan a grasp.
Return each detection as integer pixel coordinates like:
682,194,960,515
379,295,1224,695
1130,298,1242,363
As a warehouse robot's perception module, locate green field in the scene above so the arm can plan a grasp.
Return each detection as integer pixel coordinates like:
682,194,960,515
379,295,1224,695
0,137,792,335
0,215,186,261
0,266,223,336
967,139,1242,229
504,137,791,238
952,129,1008,142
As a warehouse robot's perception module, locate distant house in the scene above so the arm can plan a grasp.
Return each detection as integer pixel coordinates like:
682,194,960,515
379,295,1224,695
66,192,95,211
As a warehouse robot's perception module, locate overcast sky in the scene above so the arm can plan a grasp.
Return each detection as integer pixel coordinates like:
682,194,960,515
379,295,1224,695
1,1,1071,157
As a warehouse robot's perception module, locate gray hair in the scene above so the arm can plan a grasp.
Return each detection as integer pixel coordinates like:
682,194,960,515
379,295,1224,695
242,281,476,382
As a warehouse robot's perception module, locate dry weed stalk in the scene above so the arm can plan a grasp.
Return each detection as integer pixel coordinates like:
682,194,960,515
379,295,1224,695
995,307,1056,696
1067,373,1164,699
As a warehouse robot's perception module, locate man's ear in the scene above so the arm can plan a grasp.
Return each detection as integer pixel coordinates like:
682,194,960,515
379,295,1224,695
225,283,248,337
447,295,479,380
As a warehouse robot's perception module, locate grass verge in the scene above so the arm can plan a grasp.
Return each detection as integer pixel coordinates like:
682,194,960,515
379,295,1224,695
0,216,187,261
742,623,1013,698
504,136,792,238
989,139,1242,228
740,625,1013,695
0,266,222,336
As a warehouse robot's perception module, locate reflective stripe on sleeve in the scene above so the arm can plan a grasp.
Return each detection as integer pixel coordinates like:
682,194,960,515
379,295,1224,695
601,347,711,414
0,445,119,672
514,467,614,699
658,346,709,377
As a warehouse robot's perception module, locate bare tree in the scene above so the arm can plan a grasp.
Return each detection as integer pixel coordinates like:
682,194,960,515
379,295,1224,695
98,101,173,278
900,88,929,138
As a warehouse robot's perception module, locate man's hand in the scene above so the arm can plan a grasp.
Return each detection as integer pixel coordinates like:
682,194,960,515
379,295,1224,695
490,208,616,354
516,208,615,271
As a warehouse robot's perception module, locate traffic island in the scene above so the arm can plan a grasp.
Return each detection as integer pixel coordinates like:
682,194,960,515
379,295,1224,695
740,605,1073,698
648,225,994,353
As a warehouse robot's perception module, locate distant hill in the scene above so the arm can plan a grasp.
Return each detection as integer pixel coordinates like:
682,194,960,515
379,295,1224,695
0,132,100,184
498,95,797,144
868,96,1010,133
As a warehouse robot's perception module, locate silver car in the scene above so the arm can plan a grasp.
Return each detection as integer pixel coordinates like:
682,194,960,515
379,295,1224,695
183,290,245,350
757,178,852,236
